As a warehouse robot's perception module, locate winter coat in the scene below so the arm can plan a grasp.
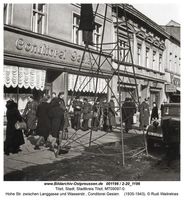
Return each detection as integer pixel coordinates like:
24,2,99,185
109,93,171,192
36,102,51,139
139,101,150,127
49,99,64,138
122,101,136,122
4,100,25,153
73,99,82,112
82,102,92,120
151,106,159,121
23,100,38,130
108,101,116,126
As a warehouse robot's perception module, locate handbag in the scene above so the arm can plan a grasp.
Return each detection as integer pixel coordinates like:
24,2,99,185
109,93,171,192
15,121,27,130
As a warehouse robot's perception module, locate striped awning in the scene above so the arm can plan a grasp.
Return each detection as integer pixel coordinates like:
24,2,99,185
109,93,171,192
4,65,46,91
68,74,107,93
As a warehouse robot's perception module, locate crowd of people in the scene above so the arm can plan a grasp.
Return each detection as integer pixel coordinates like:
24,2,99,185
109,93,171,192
4,93,160,156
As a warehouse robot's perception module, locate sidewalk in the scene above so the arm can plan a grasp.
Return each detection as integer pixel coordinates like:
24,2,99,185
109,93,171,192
4,127,143,176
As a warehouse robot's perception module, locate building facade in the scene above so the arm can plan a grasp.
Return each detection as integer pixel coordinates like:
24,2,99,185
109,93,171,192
162,20,180,103
111,4,170,110
4,3,113,111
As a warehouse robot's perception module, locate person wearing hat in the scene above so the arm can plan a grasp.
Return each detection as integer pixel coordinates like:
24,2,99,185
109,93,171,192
22,95,38,137
139,98,150,129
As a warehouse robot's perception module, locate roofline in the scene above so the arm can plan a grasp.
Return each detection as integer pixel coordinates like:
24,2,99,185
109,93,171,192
115,4,170,39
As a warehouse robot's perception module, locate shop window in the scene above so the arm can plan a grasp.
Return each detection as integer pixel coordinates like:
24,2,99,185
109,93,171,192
145,47,150,68
94,23,101,50
32,4,47,34
73,14,82,45
4,4,13,24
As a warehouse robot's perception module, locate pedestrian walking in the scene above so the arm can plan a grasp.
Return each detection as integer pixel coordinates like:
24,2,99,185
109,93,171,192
58,92,69,133
122,98,136,133
102,98,109,131
48,97,64,150
139,98,150,129
150,102,159,123
34,95,51,150
108,99,116,132
91,102,99,131
72,96,82,130
22,95,38,137
50,92,57,106
81,98,92,131
4,100,25,155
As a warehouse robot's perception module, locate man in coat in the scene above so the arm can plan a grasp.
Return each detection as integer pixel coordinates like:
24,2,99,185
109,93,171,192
23,95,38,137
58,92,69,132
122,97,136,133
108,99,116,132
82,98,92,131
34,95,51,149
139,98,150,129
72,96,82,130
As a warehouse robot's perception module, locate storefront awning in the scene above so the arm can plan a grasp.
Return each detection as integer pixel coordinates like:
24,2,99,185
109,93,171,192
68,74,107,93
4,65,46,91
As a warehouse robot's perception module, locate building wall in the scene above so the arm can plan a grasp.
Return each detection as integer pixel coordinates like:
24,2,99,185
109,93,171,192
111,6,167,109
12,4,32,30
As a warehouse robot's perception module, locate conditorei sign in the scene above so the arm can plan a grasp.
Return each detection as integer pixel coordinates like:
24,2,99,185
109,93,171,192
4,29,112,74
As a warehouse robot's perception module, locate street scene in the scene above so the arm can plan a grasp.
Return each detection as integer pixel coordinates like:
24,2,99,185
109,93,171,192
3,3,180,181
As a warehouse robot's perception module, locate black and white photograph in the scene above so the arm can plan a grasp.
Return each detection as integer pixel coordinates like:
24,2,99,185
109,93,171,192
1,0,183,199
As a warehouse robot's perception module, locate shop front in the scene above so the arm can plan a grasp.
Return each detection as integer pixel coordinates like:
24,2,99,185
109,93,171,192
4,25,112,110
165,74,180,103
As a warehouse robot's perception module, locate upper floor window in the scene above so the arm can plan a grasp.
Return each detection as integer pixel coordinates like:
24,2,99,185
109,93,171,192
174,55,177,74
73,14,82,45
137,43,142,66
94,23,102,50
4,4,13,24
159,53,162,71
119,40,129,62
32,4,47,34
152,51,156,69
169,52,172,71
179,57,181,74
145,47,150,68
